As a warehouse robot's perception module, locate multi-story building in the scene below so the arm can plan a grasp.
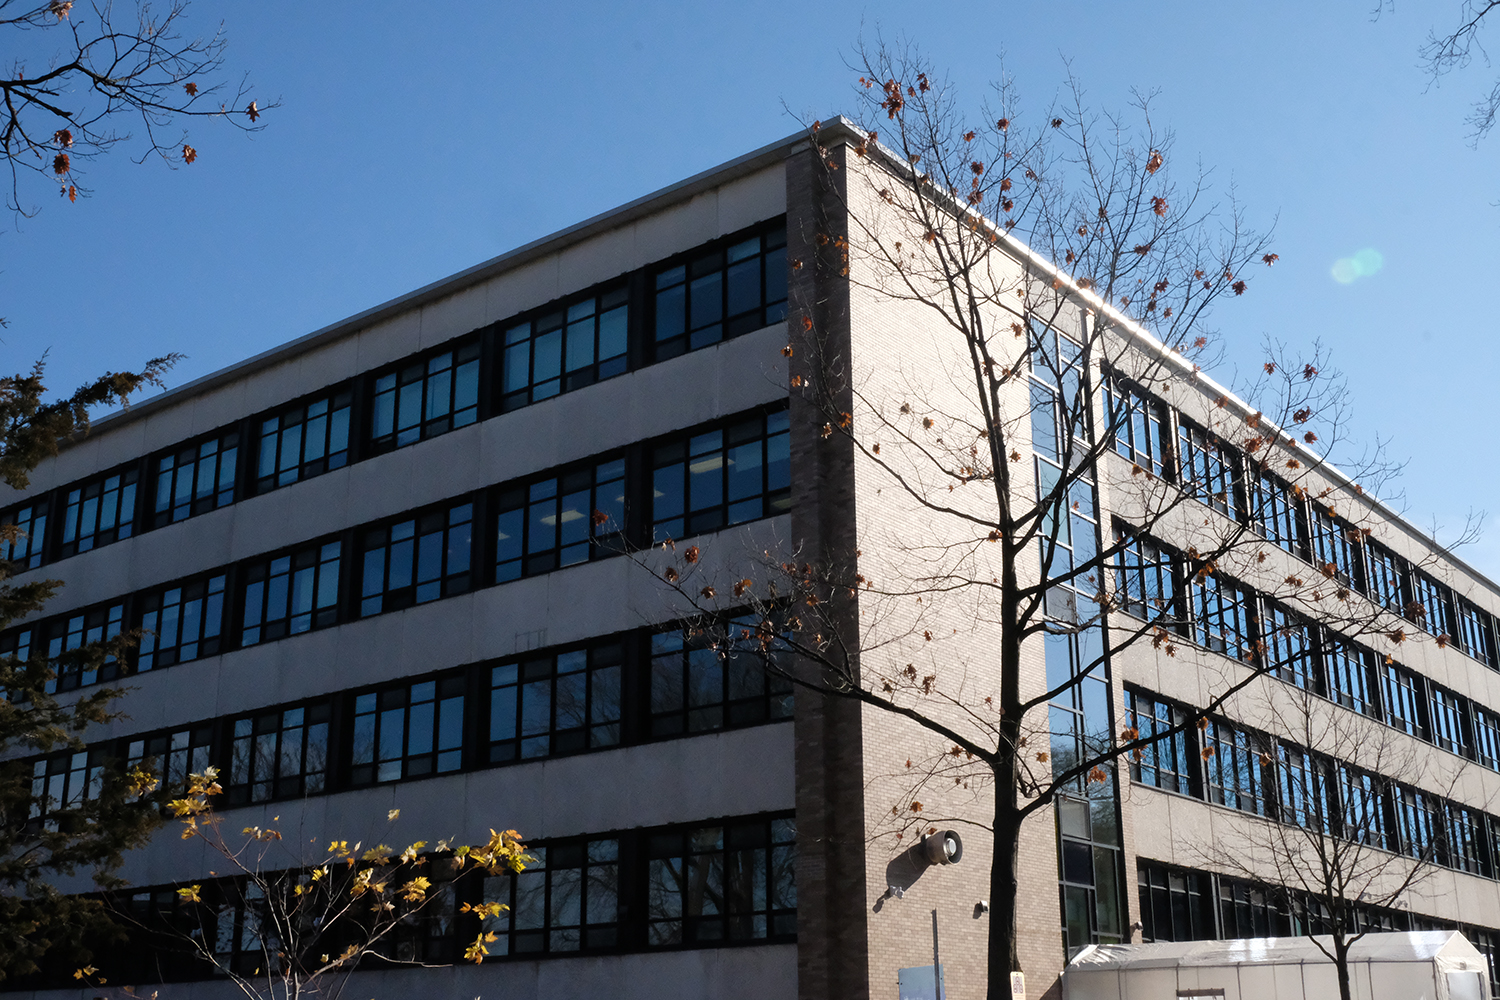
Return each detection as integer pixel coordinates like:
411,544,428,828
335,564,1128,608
7,119,1500,1000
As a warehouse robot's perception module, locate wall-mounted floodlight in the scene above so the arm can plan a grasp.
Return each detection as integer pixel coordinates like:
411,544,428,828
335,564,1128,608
920,830,963,866
878,830,966,907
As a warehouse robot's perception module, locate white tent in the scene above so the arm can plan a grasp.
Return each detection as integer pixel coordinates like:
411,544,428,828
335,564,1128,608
1063,930,1490,1000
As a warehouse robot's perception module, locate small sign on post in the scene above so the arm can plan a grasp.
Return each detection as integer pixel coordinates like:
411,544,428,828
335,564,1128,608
897,965,945,1000
1010,971,1026,999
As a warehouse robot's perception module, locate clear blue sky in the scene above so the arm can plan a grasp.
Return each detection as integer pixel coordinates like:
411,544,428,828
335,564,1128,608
3,1,1495,576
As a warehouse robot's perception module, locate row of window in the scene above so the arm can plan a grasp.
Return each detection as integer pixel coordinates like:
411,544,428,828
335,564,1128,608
27,622,793,824
19,812,795,989
1105,376,1499,669
1116,530,1500,777
1137,861,1500,998
1129,688,1500,879
1,405,791,696
0,220,790,574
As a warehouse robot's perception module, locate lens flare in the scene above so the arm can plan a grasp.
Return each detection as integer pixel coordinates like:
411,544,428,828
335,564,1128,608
1331,248,1383,284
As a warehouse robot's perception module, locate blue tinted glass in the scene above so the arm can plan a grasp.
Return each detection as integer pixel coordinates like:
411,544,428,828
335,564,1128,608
495,509,523,566
534,329,562,384
654,466,684,521
598,306,627,360
689,273,723,330
655,285,685,340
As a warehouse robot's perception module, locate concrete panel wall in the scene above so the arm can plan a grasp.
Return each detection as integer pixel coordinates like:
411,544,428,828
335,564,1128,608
11,943,797,1000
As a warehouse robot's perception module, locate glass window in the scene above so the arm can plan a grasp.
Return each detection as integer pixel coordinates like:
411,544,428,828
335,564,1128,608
125,725,213,795
137,573,226,670
1137,863,1214,943
152,429,239,528
226,702,331,806
0,625,33,669
1249,471,1304,557
0,499,48,569
379,856,462,965
1411,572,1454,639
653,224,788,360
360,502,473,616
350,675,465,785
1202,720,1271,816
59,466,138,557
1382,664,1426,740
1177,422,1240,521
1104,377,1169,476
1218,878,1295,939
1475,707,1500,772
1262,602,1316,689
1365,541,1408,616
501,287,629,411
1126,691,1193,795
369,340,480,453
254,389,352,493
44,601,125,693
29,748,105,826
1055,791,1126,952
1430,687,1468,757
1277,745,1332,833
240,540,341,646
650,619,794,737
494,458,625,582
1323,638,1373,716
1446,803,1491,876
1308,504,1364,592
650,409,791,541
488,642,623,764
1340,767,1390,850
1463,926,1500,998
1188,570,1253,657
1457,598,1497,668
481,837,621,956
1113,532,1177,625
646,817,797,945
1394,784,1440,859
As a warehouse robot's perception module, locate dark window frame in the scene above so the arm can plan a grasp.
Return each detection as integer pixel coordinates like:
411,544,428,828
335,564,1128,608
493,456,626,583
650,219,789,361
253,386,354,495
367,337,482,455
226,699,332,806
1177,419,1242,522
643,814,798,947
1126,689,1195,796
349,673,467,786
0,497,49,570
487,639,625,765
359,499,474,617
1103,374,1171,478
137,571,228,671
648,406,792,543
239,537,342,646
499,284,630,412
648,617,795,739
58,462,139,557
150,428,240,528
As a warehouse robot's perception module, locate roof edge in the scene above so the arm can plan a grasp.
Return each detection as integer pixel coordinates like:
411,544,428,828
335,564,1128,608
87,123,822,433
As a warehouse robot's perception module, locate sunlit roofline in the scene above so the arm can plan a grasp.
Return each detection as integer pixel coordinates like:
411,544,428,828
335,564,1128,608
829,116,1495,598
71,116,1495,598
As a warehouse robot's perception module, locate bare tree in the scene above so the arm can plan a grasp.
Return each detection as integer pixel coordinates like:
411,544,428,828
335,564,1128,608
637,41,1428,999
1192,680,1469,1000
0,0,271,216
1376,0,1500,146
